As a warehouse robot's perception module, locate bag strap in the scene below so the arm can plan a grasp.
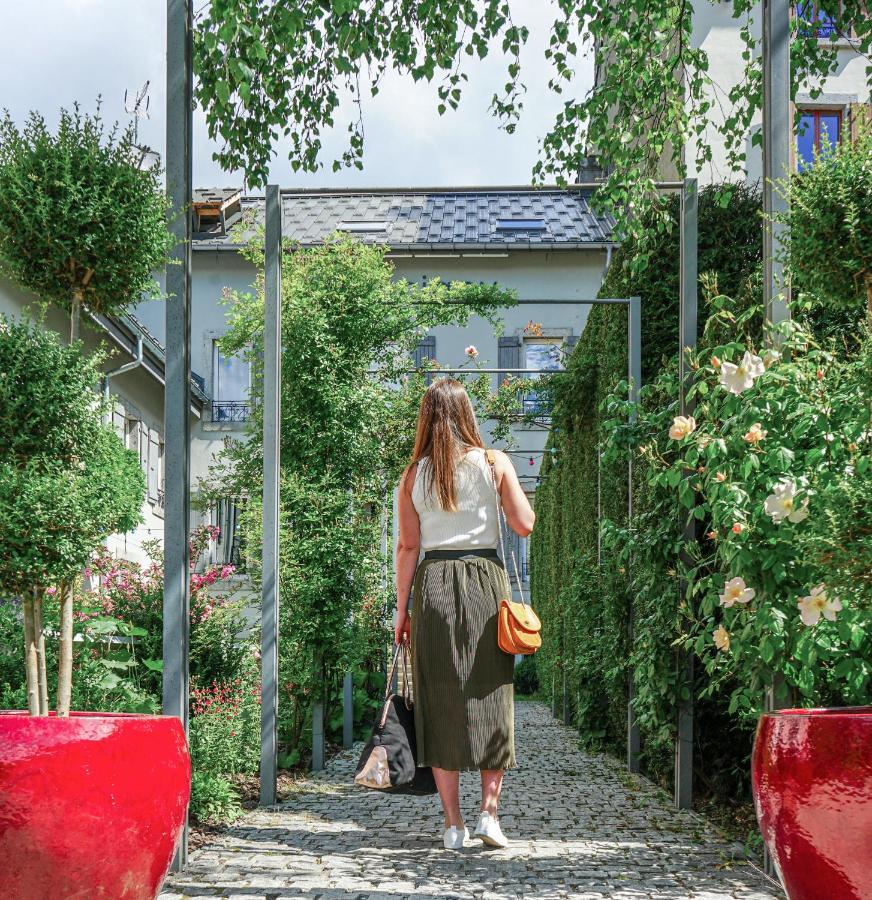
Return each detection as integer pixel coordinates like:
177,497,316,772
485,448,527,607
380,643,412,727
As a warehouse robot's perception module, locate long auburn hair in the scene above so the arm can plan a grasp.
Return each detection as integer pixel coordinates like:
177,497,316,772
407,377,484,511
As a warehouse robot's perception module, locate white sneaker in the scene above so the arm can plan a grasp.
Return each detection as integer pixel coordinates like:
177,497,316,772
442,824,469,850
473,811,508,848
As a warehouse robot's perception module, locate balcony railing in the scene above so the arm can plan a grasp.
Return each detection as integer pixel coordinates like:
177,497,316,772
212,401,251,423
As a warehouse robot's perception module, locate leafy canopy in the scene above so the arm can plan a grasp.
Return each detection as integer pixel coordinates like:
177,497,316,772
0,104,173,316
194,1,872,237
0,318,144,594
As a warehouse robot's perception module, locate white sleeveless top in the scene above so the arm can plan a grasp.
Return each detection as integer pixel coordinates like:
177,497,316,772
411,447,500,550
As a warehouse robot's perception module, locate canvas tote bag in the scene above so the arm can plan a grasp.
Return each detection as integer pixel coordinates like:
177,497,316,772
354,642,437,795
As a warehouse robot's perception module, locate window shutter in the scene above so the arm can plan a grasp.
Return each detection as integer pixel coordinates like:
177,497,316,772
137,423,148,473
147,428,160,502
498,335,522,384
112,410,126,441
414,335,436,384
566,333,579,355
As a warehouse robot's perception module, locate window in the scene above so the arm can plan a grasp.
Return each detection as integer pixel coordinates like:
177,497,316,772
523,339,564,414
797,109,841,170
337,220,390,233
495,218,546,231
212,340,251,422
794,2,839,39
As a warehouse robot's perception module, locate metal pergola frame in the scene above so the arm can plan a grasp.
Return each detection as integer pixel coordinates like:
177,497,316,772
164,0,792,868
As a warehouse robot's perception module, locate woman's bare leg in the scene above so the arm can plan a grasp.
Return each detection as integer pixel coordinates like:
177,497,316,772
479,769,504,816
432,767,463,827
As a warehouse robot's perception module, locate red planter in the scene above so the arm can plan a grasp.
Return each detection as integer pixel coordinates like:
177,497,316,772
0,711,190,900
752,707,872,900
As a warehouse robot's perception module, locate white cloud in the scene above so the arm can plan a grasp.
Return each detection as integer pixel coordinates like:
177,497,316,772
0,0,594,189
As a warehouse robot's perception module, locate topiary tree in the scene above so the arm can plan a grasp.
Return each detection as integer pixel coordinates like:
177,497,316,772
783,121,872,327
0,103,174,341
0,318,144,715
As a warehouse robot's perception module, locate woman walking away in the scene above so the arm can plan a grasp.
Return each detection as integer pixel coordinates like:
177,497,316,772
394,377,535,850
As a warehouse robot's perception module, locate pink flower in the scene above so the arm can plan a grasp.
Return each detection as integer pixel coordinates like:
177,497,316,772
46,586,57,595
464,345,479,358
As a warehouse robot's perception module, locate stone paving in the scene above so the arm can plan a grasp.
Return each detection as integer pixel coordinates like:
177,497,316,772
161,701,783,900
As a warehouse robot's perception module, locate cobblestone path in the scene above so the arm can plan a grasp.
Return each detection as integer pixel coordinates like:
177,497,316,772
161,701,782,900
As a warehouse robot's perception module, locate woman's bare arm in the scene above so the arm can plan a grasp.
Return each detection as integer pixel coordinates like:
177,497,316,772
493,449,535,537
394,463,420,643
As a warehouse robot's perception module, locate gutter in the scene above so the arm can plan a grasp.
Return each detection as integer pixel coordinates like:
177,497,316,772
102,335,144,419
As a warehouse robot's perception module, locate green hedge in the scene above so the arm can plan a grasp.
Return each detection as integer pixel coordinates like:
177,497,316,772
530,183,764,781
531,167,871,827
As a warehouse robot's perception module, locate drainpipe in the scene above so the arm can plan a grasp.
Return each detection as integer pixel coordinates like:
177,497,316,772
102,336,144,420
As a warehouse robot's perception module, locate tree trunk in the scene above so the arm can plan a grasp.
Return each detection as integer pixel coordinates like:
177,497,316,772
23,596,40,716
34,590,49,716
70,289,82,344
56,580,74,717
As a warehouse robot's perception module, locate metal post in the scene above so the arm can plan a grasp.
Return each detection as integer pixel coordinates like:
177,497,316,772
163,0,192,870
312,651,325,771
343,671,354,749
627,296,642,774
763,0,792,325
675,178,698,811
762,0,791,870
259,185,282,806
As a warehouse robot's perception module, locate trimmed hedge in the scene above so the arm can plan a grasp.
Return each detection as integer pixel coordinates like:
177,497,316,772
530,183,763,784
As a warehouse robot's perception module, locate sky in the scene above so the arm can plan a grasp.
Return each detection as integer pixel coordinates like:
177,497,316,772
0,0,594,191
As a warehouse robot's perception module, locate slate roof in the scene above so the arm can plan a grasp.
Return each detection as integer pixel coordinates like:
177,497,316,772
191,187,614,251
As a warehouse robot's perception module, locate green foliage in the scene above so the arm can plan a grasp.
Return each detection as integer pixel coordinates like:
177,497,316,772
513,656,538,696
531,169,872,804
784,121,872,319
0,318,144,595
0,104,172,318
194,1,871,242
190,655,261,778
530,183,764,757
203,234,516,759
190,772,244,826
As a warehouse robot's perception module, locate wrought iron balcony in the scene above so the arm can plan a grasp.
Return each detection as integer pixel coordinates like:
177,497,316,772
212,401,251,423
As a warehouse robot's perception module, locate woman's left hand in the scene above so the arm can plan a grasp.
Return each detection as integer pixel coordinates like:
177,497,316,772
394,609,410,645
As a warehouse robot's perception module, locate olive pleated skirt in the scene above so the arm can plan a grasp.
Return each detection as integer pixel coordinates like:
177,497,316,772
410,550,516,771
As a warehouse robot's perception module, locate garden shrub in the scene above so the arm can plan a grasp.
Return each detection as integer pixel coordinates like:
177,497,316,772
189,772,244,826
530,182,765,763
532,232,871,829
513,656,539,697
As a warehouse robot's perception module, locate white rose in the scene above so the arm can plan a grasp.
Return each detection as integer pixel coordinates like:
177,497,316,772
797,584,842,626
669,415,697,440
719,351,765,395
719,577,756,608
764,478,809,524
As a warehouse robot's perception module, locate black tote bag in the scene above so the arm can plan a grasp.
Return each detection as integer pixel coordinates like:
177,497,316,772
354,643,437,795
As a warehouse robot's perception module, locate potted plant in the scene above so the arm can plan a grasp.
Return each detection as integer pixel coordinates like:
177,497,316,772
0,330,189,895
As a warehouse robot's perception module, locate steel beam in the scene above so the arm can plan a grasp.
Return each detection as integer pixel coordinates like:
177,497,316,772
626,296,642,774
763,0,792,324
675,179,698,811
163,0,193,871
260,185,282,806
